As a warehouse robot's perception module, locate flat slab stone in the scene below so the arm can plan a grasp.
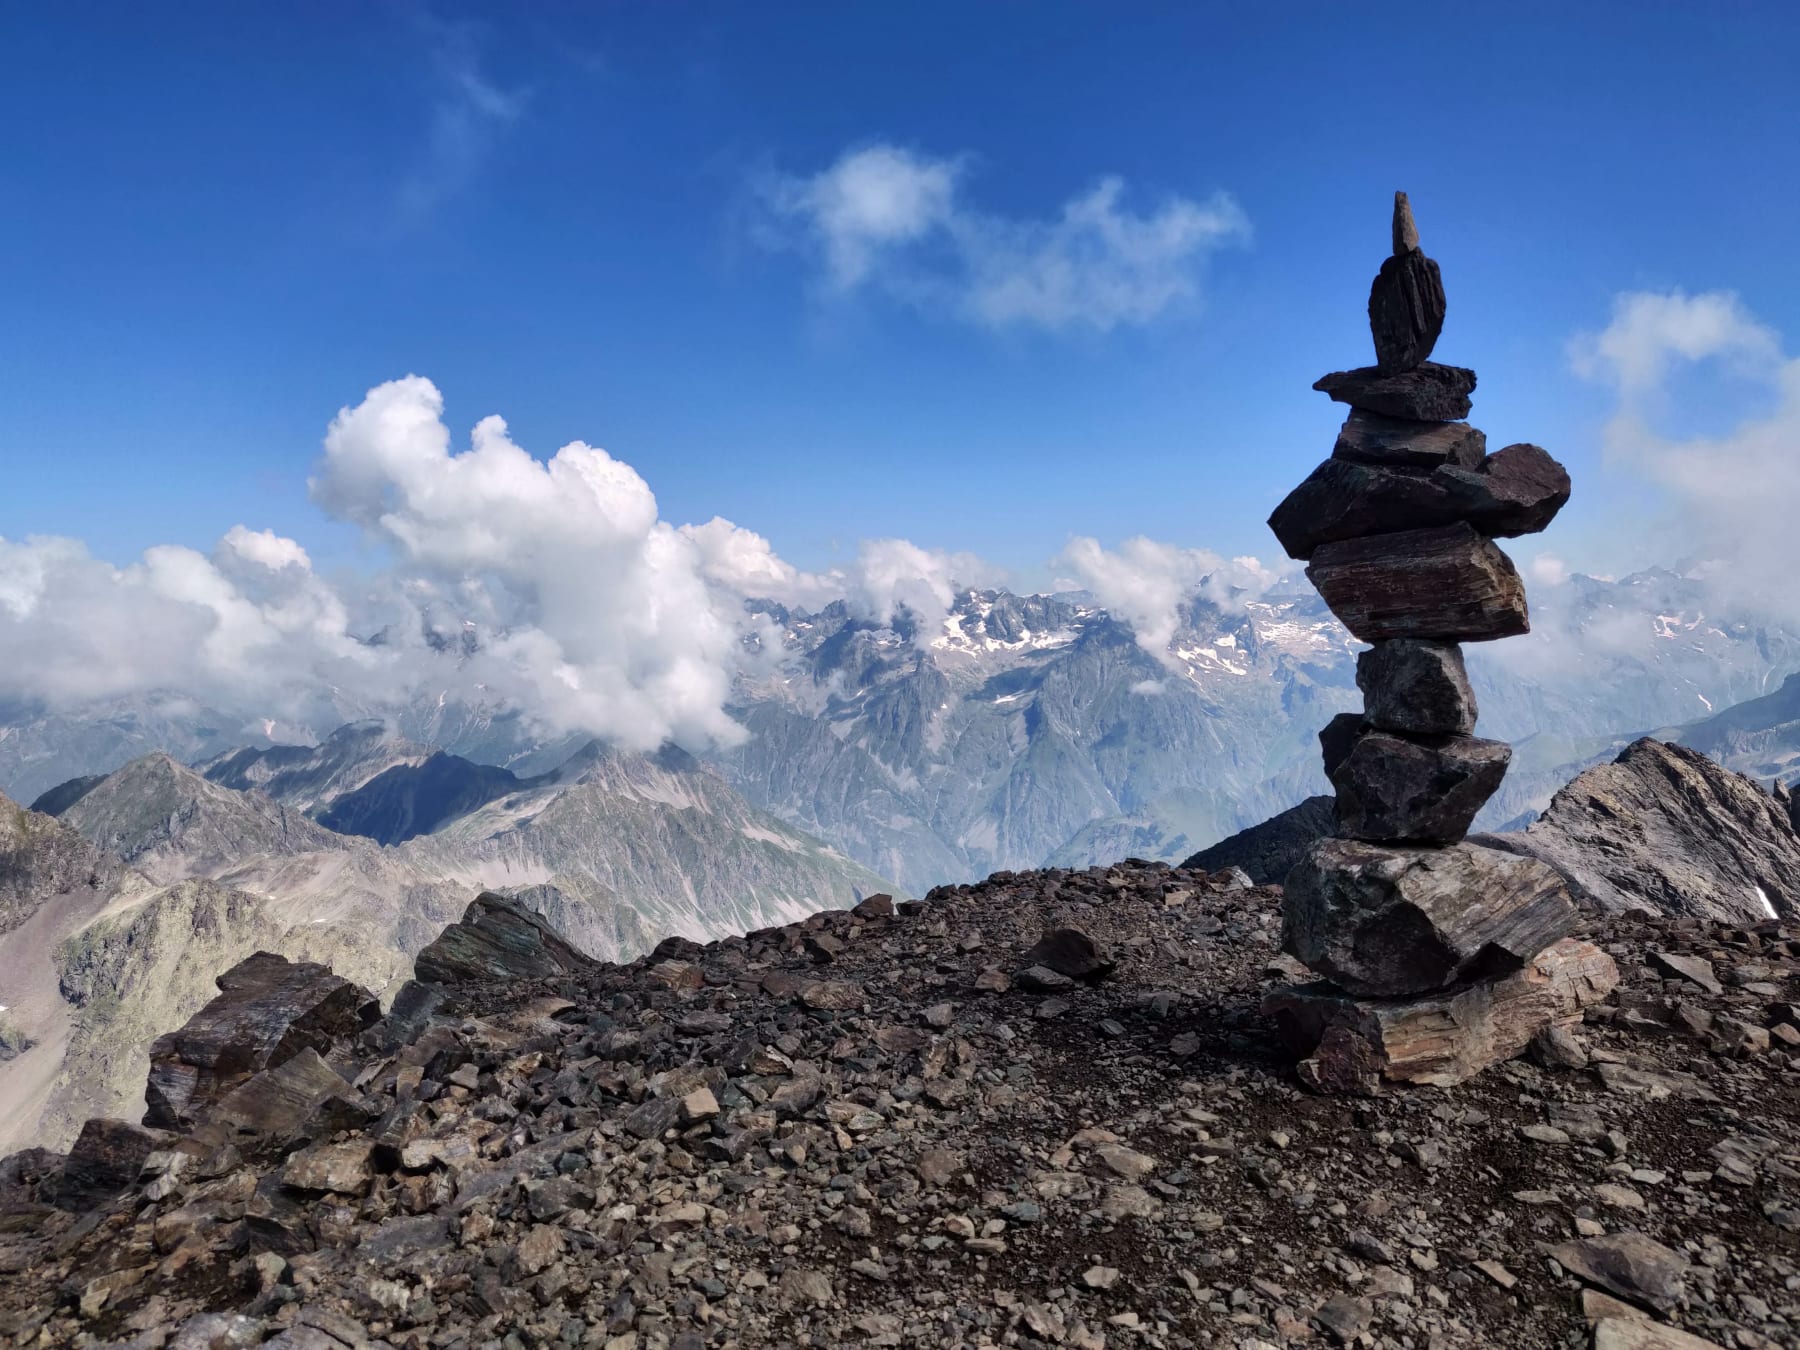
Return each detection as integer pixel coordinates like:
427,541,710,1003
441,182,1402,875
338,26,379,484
1333,410,1485,470
1268,444,1571,560
1357,640,1477,737
1283,837,1577,997
1331,729,1510,844
1263,937,1619,1091
1313,363,1476,421
1305,522,1529,643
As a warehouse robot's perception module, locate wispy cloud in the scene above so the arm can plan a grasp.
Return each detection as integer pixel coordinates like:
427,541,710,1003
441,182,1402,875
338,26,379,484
753,143,1250,332
1571,287,1800,623
396,15,529,223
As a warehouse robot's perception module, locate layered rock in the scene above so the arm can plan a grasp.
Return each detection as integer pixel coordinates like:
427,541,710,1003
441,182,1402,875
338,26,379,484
1263,193,1587,1089
412,891,600,985
143,951,379,1130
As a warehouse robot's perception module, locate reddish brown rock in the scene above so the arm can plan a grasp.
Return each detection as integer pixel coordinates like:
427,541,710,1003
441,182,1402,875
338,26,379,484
1263,937,1619,1090
1283,837,1577,997
1313,362,1476,421
1305,522,1528,643
144,952,379,1131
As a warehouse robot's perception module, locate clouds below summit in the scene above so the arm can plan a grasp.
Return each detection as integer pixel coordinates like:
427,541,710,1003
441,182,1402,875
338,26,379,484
755,143,1250,332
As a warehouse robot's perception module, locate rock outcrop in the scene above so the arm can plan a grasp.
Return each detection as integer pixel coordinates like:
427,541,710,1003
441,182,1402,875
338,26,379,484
412,891,600,985
143,951,378,1130
1481,738,1800,924
1179,794,1336,883
2,864,1794,1349
1264,193,1601,1090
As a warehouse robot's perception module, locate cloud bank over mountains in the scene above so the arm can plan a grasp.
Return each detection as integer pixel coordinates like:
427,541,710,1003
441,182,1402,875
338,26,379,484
5,285,1795,754
2,376,1279,751
753,143,1251,331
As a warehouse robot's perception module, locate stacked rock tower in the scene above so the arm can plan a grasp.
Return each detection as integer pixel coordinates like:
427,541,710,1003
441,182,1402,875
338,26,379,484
1262,193,1619,1093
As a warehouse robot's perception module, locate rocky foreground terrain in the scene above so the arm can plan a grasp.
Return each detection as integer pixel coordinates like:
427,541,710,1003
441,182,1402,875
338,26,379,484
1,858,1797,1349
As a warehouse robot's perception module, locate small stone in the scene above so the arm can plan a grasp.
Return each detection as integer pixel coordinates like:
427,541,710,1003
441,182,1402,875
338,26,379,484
679,1087,720,1125
1333,408,1485,470
1313,362,1476,422
1473,1259,1516,1289
1315,1292,1374,1344
1094,1143,1157,1180
1392,190,1420,254
515,1224,564,1276
1083,1265,1121,1289
1369,248,1445,373
1019,928,1115,983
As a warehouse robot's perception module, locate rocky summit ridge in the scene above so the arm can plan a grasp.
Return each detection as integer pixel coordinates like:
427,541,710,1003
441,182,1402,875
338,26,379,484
2,861,1798,1348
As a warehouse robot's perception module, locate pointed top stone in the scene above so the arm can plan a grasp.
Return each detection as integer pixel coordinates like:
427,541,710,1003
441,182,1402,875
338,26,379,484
1393,191,1419,255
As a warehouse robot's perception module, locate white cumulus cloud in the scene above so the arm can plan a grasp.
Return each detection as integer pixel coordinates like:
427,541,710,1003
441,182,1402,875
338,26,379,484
1057,536,1292,661
756,143,1249,332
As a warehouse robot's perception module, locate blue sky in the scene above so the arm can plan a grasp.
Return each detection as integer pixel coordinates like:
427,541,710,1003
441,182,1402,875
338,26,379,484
4,1,1800,588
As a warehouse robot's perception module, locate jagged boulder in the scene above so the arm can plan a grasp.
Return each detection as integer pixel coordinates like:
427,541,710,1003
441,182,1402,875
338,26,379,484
1481,738,1800,924
1283,837,1577,997
1268,444,1570,560
1330,729,1511,844
413,892,597,985
59,1118,173,1202
143,952,379,1130
1180,795,1335,885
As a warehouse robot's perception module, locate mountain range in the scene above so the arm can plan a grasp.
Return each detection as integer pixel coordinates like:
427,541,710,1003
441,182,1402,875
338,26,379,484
0,733,888,1152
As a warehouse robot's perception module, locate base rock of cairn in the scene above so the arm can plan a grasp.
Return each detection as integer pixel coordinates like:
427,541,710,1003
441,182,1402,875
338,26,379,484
1262,192,1613,1091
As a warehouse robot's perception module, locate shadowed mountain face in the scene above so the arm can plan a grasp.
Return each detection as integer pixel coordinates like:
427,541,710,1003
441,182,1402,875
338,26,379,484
316,752,538,844
197,720,433,813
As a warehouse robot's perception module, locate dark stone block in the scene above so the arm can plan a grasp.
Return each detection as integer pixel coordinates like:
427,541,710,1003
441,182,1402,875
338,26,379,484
1319,713,1368,779
1356,640,1477,737
1331,729,1510,844
1305,523,1528,643
1332,410,1485,470
1369,249,1445,373
1314,363,1476,421
414,892,597,986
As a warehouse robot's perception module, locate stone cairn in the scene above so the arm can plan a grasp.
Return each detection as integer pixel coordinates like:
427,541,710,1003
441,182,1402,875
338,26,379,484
1261,193,1620,1094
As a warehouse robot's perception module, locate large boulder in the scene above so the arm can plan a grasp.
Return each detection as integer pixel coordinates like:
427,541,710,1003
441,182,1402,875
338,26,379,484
1282,837,1577,997
1264,937,1618,1091
1267,444,1570,560
1305,522,1529,643
1312,362,1476,421
144,952,379,1130
1330,729,1511,844
1481,738,1800,924
413,891,597,985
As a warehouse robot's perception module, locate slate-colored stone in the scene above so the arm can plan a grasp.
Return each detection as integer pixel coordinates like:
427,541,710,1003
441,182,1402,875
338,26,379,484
60,1118,172,1202
1313,362,1476,421
144,951,379,1131
1282,837,1578,997
1357,640,1477,737
1268,445,1571,560
1331,729,1510,844
1019,928,1115,983
1332,410,1485,470
413,892,597,986
1369,249,1445,373
1551,1232,1689,1312
1305,522,1529,643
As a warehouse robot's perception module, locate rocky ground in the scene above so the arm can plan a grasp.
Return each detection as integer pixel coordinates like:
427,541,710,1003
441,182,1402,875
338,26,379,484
2,861,1798,1349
